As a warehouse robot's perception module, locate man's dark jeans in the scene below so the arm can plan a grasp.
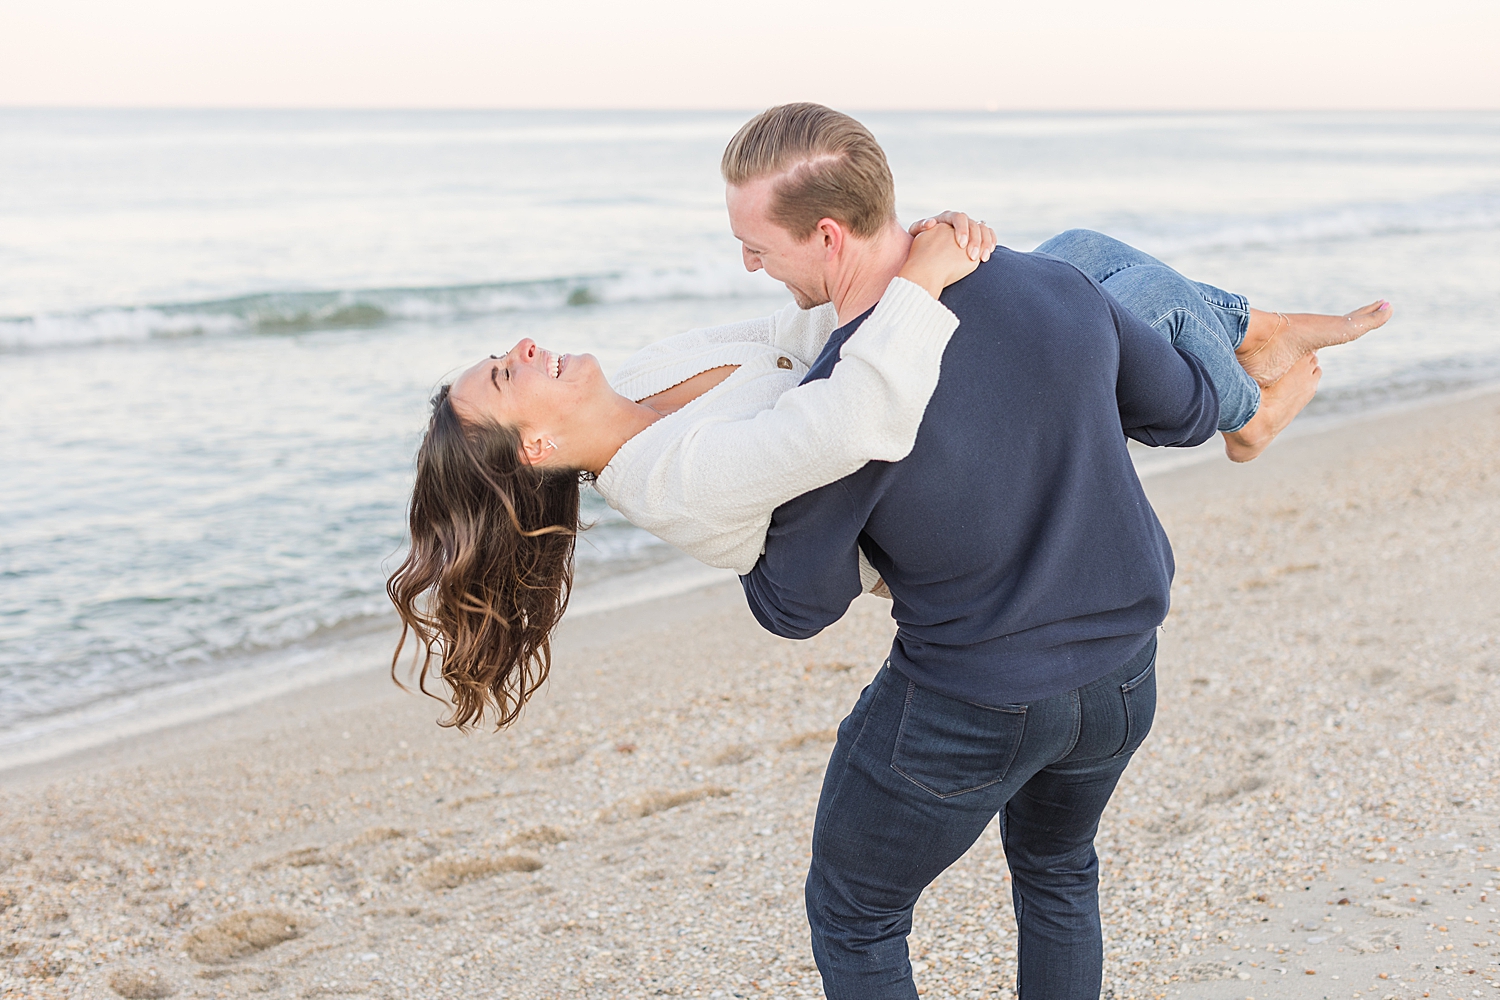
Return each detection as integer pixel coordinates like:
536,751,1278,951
807,635,1158,1000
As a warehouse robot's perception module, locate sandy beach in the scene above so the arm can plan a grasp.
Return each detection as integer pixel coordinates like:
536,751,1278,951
3,387,1498,1000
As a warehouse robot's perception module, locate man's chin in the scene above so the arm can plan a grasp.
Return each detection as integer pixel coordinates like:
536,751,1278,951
790,289,831,310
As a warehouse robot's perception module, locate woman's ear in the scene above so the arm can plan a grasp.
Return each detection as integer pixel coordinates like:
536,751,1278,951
518,433,552,466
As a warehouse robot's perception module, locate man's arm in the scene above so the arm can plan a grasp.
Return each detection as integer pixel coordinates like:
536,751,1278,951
1103,288,1221,448
739,477,871,639
622,279,954,575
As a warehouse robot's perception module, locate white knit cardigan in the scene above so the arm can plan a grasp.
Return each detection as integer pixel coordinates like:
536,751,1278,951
594,277,958,576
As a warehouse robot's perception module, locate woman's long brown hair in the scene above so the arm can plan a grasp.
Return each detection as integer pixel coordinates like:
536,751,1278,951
386,385,582,730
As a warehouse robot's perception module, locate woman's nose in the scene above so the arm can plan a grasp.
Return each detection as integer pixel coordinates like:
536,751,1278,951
510,339,537,362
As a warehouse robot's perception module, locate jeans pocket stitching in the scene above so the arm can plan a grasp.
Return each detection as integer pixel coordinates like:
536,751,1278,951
1121,658,1156,693
890,763,1009,800
887,674,918,758
890,695,1028,800
1114,658,1157,758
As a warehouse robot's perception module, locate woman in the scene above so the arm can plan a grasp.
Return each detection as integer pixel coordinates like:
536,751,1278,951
387,218,1389,730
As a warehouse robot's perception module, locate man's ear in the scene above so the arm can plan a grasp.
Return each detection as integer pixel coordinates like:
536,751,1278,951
519,433,551,466
816,218,846,259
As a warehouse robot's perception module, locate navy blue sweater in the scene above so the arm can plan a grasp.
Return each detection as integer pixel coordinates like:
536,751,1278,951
740,249,1219,704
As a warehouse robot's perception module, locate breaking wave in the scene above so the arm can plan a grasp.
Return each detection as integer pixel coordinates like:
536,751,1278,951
0,263,783,352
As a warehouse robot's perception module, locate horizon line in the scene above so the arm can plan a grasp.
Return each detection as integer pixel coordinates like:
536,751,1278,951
3,105,1498,115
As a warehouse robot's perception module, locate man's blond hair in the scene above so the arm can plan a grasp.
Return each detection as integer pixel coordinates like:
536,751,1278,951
721,103,896,239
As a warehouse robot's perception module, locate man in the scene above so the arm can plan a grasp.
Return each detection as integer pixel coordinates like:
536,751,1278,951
726,104,1219,999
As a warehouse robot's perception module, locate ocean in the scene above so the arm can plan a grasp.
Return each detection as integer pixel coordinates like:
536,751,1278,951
3,109,1498,759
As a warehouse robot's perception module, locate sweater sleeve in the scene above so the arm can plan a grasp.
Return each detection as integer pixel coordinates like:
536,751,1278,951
1103,286,1221,448
649,278,958,573
740,479,869,639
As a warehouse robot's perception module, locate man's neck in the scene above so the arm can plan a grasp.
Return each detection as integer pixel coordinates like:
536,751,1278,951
830,221,913,327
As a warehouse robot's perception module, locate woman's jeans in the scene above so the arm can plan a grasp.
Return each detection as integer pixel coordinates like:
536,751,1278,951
1035,230,1260,432
808,636,1158,1000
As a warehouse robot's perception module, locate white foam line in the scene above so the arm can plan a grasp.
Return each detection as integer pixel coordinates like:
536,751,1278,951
0,637,389,774
0,561,739,774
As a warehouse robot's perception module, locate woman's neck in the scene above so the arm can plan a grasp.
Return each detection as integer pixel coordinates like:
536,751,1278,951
583,397,663,477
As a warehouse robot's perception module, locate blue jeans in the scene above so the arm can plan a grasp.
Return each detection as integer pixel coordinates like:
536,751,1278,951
808,636,1158,1000
1035,230,1261,433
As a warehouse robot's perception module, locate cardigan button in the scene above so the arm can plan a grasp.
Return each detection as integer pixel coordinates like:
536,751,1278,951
776,356,793,370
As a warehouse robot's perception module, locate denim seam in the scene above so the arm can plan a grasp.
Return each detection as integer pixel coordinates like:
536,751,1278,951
890,756,1022,800
810,669,883,874
1114,657,1157,758
1197,291,1249,314
889,689,1028,800
889,673,918,761
1120,658,1156,693
1148,306,1224,344
1062,689,1082,759
1227,294,1250,348
947,695,1030,713
847,662,892,756
1223,380,1260,434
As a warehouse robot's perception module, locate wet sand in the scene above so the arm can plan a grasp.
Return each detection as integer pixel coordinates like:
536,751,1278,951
3,388,1498,1000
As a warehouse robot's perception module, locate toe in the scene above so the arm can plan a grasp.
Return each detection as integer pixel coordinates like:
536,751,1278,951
1344,301,1392,333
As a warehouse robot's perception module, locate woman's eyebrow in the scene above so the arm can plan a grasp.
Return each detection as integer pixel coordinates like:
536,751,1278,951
489,364,503,392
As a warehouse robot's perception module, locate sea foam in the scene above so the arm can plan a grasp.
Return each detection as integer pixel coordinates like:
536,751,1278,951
0,261,779,352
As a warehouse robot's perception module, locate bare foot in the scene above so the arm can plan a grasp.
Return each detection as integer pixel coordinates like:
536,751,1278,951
1236,300,1391,387
1222,352,1322,463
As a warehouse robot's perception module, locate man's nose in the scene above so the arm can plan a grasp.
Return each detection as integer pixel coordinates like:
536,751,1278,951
742,247,763,273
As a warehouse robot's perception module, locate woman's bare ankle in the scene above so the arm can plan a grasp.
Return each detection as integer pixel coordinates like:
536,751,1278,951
1237,301,1391,388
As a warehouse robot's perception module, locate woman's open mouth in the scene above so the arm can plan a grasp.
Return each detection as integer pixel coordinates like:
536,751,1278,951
549,353,568,379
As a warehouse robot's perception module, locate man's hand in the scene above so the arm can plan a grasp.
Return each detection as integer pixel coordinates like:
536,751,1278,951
909,212,996,262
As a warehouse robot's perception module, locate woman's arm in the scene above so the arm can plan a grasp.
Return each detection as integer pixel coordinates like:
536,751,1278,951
669,280,953,519
642,226,985,574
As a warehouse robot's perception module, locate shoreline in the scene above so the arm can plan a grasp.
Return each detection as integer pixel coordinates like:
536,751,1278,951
1,381,1497,999
0,557,739,777
4,378,1496,778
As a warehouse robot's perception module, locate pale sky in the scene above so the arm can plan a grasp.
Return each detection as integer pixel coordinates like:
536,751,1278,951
2,0,1496,110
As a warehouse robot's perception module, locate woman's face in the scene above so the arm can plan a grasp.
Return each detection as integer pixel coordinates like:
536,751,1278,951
448,339,612,465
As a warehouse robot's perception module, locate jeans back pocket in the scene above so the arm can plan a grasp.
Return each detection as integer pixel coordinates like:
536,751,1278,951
1114,654,1157,758
890,680,1027,799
